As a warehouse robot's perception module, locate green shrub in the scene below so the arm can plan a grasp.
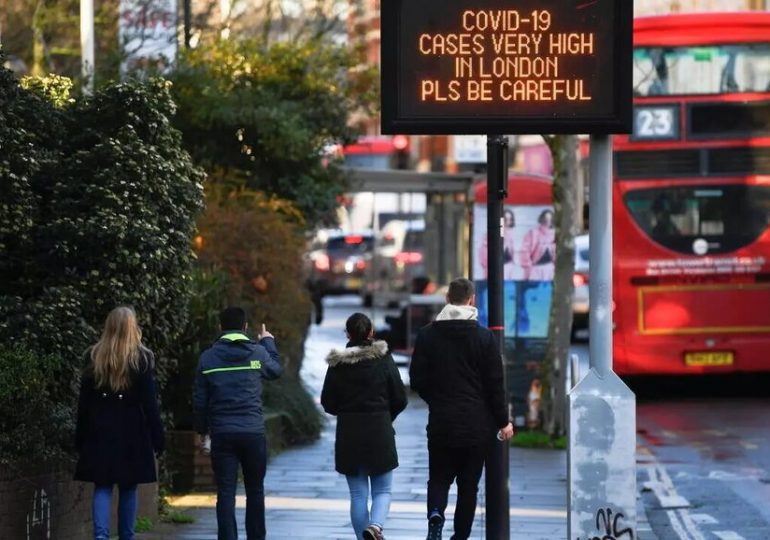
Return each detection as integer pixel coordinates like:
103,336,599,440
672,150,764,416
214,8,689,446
196,188,312,379
510,430,567,450
162,511,195,525
0,62,205,472
20,74,74,108
165,268,230,429
43,78,205,386
170,39,374,224
134,516,154,533
263,377,323,447
0,67,205,388
0,346,75,470
192,188,323,446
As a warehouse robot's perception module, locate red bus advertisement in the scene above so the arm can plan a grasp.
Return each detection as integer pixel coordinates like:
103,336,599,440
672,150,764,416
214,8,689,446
613,12,770,375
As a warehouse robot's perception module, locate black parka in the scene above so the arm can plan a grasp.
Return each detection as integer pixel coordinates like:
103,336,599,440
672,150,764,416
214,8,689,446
410,319,508,447
321,340,408,476
74,349,164,485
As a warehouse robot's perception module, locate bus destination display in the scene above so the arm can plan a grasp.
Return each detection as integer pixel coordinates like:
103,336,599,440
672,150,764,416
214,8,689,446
381,0,632,134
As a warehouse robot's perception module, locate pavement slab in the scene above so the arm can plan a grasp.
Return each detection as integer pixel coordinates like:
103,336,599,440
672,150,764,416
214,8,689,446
146,396,569,539
140,300,654,539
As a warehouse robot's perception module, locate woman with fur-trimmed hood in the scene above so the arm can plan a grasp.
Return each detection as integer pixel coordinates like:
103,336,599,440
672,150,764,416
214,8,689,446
321,312,408,540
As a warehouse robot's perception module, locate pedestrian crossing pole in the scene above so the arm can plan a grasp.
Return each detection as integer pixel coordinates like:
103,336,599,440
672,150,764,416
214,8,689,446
485,134,510,540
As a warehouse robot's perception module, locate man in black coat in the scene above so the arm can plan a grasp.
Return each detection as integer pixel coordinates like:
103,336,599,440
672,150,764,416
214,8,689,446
193,307,283,540
410,278,514,540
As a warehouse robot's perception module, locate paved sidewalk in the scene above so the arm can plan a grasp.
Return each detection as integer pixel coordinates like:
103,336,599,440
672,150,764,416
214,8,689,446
141,303,651,539
146,396,568,539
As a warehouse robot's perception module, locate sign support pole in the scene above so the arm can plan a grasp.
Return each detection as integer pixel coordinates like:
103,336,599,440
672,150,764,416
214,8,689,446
588,135,612,377
568,134,637,539
485,134,509,540
183,0,192,48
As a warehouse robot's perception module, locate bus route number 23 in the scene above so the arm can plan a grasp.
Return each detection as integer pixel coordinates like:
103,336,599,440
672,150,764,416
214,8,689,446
633,106,678,140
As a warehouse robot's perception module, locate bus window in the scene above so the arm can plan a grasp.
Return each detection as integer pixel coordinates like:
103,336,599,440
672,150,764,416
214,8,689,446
633,45,770,96
623,185,770,255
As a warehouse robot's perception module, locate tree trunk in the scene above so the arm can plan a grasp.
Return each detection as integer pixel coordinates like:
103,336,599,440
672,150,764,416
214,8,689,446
541,134,579,437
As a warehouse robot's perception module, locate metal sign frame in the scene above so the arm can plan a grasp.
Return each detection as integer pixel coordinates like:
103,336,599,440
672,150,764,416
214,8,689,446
381,0,633,135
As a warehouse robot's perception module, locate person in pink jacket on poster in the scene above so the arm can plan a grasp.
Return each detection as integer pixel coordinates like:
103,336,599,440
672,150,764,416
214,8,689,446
478,209,521,280
521,209,556,281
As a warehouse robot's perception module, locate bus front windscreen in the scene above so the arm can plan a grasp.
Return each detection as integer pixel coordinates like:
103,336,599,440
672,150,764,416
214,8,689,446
624,185,770,255
634,44,770,96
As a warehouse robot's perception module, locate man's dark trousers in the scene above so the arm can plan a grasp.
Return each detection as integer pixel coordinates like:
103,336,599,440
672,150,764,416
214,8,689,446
427,442,487,540
211,432,267,540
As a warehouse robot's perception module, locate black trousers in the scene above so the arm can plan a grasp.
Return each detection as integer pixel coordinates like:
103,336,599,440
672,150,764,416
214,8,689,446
426,442,487,540
211,432,267,540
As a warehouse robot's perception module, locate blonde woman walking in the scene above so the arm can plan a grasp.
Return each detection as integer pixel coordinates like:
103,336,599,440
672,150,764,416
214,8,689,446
75,306,164,540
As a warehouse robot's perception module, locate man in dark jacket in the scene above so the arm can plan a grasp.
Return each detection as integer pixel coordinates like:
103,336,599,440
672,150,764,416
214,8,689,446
410,278,514,540
193,307,283,540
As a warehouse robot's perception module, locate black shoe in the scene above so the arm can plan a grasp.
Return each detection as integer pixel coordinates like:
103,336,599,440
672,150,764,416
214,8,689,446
426,513,444,540
363,524,384,540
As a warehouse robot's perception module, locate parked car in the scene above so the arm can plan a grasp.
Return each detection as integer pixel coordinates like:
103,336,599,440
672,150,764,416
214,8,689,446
572,233,590,337
309,231,374,296
362,220,426,307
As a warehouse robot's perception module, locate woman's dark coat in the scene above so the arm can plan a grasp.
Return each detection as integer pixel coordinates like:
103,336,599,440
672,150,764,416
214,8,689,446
321,340,408,476
74,348,164,485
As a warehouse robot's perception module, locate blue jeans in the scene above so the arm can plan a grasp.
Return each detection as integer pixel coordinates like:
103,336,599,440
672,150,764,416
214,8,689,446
211,432,267,540
92,484,138,540
345,470,393,539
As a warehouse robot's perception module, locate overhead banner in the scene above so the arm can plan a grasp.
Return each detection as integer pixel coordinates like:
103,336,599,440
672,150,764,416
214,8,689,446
119,0,178,74
381,0,632,134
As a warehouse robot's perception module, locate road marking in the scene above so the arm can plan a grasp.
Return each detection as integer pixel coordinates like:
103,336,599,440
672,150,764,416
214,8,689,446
713,532,746,540
689,513,718,525
666,510,693,540
702,429,727,437
644,464,691,508
676,509,707,540
739,440,758,451
640,450,711,540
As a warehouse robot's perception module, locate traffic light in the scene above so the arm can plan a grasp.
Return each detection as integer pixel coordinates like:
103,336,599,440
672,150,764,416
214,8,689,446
393,135,410,169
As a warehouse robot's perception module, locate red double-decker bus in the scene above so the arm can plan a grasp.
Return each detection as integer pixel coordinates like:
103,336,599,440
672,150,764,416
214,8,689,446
613,12,770,375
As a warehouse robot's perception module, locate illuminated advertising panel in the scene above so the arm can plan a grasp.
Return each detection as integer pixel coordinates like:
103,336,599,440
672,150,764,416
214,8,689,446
381,0,632,134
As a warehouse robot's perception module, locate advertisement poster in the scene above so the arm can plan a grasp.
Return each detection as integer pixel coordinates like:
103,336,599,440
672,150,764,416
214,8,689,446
473,202,555,428
473,204,556,282
119,0,178,74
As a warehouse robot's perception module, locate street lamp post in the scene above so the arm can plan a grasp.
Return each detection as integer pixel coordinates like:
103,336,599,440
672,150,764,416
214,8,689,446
80,0,95,94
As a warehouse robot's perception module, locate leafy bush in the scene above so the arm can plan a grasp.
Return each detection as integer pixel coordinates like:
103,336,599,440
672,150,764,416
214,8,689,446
510,430,567,450
0,346,75,470
196,188,312,379
165,268,230,429
170,39,376,224
0,61,205,469
20,74,74,108
0,68,204,383
191,188,323,447
0,57,63,293
43,78,205,385
263,377,323,448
